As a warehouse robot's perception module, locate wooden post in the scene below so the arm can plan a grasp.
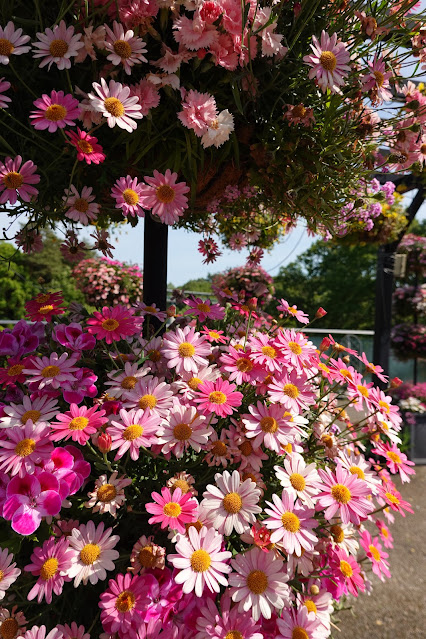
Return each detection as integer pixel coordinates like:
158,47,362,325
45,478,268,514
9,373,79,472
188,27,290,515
143,213,168,332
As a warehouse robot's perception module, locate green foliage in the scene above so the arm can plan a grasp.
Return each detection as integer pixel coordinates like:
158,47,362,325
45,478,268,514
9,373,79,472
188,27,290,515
181,277,212,293
272,241,378,329
0,243,33,319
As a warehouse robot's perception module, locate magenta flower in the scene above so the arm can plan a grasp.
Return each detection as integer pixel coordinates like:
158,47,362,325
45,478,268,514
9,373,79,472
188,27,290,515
62,367,98,405
87,305,141,344
25,536,73,603
30,91,80,132
276,299,309,324
50,404,107,445
372,441,415,483
52,323,96,352
194,378,243,418
362,54,393,103
183,296,225,322
268,370,316,413
316,464,374,525
360,530,391,581
146,486,198,534
111,175,146,218
65,128,106,165
0,155,40,205
3,472,62,535
139,169,190,224
329,547,365,597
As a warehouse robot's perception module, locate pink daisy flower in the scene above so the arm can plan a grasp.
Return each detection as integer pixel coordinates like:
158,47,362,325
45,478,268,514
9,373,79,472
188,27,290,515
100,572,157,637
63,185,99,225
329,547,365,597
67,521,119,587
129,535,166,573
111,175,146,218
303,30,350,93
0,420,52,477
276,299,309,324
30,91,80,133
0,394,58,428
219,347,258,385
0,77,11,108
145,486,198,534
372,441,415,483
242,402,306,453
247,333,282,373
0,548,21,599
157,403,213,458
50,404,108,445
316,464,374,525
375,519,394,549
32,20,84,70
22,626,62,639
139,169,190,224
24,536,73,603
194,377,243,418
360,530,391,581
108,408,161,460
274,453,320,508
88,78,143,132
87,305,141,344
362,54,393,103
0,22,30,64
105,21,147,75
377,483,414,516
168,526,231,597
65,128,105,164
136,302,167,323
201,596,263,639
124,375,174,417
56,623,89,639
201,470,262,536
25,291,64,322
275,329,316,373
369,387,402,429
0,607,27,639
104,362,149,399
85,472,132,517
0,155,40,205
3,473,62,535
200,326,227,344
264,490,318,555
277,605,322,639
183,296,225,322
162,326,210,375
23,352,78,390
177,89,217,136
268,370,316,414
229,547,290,621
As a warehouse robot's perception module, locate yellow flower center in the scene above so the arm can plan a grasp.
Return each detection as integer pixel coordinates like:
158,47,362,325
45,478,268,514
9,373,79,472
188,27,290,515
374,71,385,87
349,466,365,480
122,188,139,206
239,440,253,456
121,375,137,389
421,143,426,155
331,484,351,504
138,394,157,410
322,434,334,448
148,349,161,362
222,492,243,514
242,471,257,484
330,524,345,543
80,543,101,565
304,599,317,614
339,559,353,578
115,590,136,612
0,618,19,639
138,545,155,568
38,305,54,314
163,501,182,518
236,357,253,372
208,331,221,339
385,492,400,505
292,628,309,639
144,306,157,313
14,438,36,457
320,50,337,71
156,185,175,204
44,104,67,122
40,557,59,581
77,139,93,154
378,400,390,413
208,391,227,405
73,198,89,213
246,569,268,594
288,341,302,355
340,369,352,380
49,39,69,57
190,549,211,572
212,440,227,456
113,40,132,59
69,416,89,431
0,38,14,57
197,303,210,313
260,416,278,433
41,365,61,378
123,424,143,440
187,377,202,391
387,451,401,464
104,97,125,117
101,318,120,332
172,479,191,494
3,171,24,189
281,511,300,533
21,409,42,424
97,484,117,503
292,104,307,118
283,383,299,399
356,385,369,398
7,364,24,377
186,519,203,533
173,423,192,441
290,472,306,492
261,345,277,358
178,342,195,358
369,544,381,562
381,527,389,538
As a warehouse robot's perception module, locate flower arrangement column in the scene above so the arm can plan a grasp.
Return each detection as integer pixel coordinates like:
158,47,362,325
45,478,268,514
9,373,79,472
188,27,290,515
143,212,168,318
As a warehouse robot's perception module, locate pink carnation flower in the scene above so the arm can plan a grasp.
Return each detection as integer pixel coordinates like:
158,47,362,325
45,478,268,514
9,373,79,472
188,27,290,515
303,30,350,94
194,377,243,418
162,325,210,375
24,536,73,603
129,79,160,116
32,20,84,70
50,404,108,445
30,91,80,132
87,305,141,344
178,90,217,137
0,548,21,599
145,486,198,534
111,175,146,218
0,155,40,205
139,169,190,224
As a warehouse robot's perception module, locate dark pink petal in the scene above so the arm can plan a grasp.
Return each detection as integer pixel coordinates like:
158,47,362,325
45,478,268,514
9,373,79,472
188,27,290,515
6,473,40,498
3,494,28,520
12,503,41,535
37,490,62,516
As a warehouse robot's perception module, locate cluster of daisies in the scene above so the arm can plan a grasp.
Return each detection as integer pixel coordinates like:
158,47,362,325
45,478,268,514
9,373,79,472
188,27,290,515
0,289,414,639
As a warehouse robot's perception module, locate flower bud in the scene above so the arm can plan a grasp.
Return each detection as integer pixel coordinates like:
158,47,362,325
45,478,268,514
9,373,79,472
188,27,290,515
391,376,403,388
319,337,332,352
247,297,258,311
97,432,112,453
315,307,327,319
167,305,176,317
310,584,320,596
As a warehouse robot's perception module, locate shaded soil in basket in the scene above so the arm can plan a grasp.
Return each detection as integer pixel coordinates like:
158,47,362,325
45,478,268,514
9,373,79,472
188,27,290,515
335,465,426,639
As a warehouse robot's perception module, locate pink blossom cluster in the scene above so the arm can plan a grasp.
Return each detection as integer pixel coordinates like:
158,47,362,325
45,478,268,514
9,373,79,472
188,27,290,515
211,265,275,307
0,290,414,638
73,257,143,308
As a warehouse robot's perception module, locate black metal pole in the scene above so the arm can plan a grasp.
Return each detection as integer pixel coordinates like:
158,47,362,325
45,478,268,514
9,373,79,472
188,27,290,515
143,213,168,333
